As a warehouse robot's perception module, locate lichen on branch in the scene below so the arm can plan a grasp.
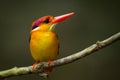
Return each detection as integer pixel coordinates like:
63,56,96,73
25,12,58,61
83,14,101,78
0,32,120,79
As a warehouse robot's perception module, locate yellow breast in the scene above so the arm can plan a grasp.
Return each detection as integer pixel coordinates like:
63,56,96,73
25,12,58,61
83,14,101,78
30,30,59,62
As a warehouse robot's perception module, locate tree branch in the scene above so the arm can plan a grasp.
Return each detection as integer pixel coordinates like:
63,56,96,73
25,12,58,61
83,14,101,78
0,32,120,79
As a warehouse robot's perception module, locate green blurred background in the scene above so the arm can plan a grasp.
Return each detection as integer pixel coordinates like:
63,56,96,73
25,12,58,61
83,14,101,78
0,0,120,80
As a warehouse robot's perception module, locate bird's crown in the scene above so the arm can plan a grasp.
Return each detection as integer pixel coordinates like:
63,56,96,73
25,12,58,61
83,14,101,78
32,16,54,30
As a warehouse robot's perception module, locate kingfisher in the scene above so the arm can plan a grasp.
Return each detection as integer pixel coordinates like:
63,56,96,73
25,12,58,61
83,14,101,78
30,12,74,73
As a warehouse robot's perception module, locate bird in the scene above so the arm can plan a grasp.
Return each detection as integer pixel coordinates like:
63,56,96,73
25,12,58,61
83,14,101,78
29,12,74,73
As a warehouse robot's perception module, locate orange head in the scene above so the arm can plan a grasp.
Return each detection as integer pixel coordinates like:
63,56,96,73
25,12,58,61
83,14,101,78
31,12,74,32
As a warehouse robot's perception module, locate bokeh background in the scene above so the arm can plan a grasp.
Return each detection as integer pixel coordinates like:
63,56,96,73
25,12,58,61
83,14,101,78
0,0,120,80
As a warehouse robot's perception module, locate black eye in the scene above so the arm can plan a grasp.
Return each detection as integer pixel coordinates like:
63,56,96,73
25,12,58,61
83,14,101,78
43,18,50,23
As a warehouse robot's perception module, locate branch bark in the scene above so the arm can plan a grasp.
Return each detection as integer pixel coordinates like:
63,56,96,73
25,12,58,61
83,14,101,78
0,32,120,79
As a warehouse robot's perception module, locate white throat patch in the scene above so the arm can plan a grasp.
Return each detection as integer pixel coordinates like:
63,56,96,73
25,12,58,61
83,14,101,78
32,27,40,32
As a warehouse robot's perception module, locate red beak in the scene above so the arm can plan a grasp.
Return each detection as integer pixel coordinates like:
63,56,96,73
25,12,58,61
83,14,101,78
51,12,74,24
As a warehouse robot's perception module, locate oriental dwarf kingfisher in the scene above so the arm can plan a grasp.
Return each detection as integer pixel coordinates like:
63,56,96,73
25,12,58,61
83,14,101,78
30,12,74,72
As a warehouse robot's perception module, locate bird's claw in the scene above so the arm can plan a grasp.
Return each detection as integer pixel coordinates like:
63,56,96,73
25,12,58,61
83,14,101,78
34,62,47,73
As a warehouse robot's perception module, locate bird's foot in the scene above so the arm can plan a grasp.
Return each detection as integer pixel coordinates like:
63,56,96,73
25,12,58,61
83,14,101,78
32,61,40,71
48,60,51,66
44,60,53,73
31,61,52,78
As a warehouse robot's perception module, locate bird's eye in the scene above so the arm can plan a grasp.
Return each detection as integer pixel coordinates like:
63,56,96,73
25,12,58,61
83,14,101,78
43,18,50,23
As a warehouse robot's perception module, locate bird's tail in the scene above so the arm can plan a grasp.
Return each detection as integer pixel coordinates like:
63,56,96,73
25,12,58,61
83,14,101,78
44,67,53,73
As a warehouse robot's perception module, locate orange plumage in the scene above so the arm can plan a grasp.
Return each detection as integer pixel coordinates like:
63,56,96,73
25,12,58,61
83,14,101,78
29,12,74,73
